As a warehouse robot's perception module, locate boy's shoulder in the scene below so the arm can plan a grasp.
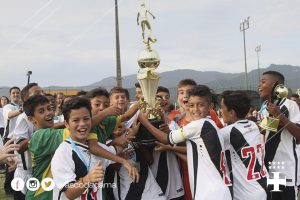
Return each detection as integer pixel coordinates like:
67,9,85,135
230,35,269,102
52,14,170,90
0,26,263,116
185,117,215,131
30,128,66,143
219,123,234,134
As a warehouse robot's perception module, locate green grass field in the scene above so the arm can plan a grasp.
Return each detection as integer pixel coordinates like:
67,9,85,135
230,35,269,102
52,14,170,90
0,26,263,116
0,173,12,200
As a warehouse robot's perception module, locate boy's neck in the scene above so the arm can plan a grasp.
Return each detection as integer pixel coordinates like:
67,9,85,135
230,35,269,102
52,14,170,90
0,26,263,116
229,117,243,124
70,135,87,144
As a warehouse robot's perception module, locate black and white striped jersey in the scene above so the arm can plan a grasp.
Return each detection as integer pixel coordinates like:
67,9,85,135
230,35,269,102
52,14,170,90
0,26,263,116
168,116,232,200
220,119,267,200
260,98,300,187
51,140,115,200
150,150,184,199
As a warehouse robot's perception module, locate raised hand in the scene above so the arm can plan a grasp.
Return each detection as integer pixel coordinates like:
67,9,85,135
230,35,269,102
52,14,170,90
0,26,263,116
84,161,104,184
0,138,19,163
267,102,281,118
102,106,121,117
122,160,139,183
154,141,172,152
7,157,18,172
127,120,141,136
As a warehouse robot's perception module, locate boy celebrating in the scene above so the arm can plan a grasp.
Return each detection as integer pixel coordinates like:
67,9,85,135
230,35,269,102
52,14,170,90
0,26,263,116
219,91,268,199
138,85,232,200
109,87,129,113
258,71,300,200
23,95,139,200
51,97,111,200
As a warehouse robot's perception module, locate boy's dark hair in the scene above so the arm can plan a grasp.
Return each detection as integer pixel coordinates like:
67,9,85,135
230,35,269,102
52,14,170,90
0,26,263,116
9,86,20,94
157,86,170,94
62,97,92,122
222,90,251,119
21,83,38,102
291,93,299,98
45,93,53,97
86,87,109,99
23,95,49,117
109,86,127,98
124,88,130,100
76,90,87,96
263,71,285,84
188,85,213,104
135,82,141,88
177,79,197,88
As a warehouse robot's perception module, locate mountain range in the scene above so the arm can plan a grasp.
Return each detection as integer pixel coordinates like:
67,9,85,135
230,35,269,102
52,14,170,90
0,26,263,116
88,64,300,92
0,64,299,98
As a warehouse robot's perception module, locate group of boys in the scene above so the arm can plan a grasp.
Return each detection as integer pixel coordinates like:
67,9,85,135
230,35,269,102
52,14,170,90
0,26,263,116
1,70,300,200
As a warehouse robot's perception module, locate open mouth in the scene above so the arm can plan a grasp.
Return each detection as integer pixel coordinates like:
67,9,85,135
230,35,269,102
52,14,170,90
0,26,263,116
183,99,188,106
193,112,201,117
77,128,88,134
45,116,54,122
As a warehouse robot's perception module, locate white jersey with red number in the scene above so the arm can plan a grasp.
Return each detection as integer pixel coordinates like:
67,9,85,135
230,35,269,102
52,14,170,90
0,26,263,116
168,116,232,200
260,98,300,187
220,119,268,200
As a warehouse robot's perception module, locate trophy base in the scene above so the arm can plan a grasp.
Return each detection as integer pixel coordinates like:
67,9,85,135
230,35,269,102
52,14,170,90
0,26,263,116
259,117,279,132
135,119,163,147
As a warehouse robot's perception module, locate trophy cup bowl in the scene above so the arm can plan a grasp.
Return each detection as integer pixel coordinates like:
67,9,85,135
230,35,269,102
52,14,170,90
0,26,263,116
138,48,160,71
259,84,288,132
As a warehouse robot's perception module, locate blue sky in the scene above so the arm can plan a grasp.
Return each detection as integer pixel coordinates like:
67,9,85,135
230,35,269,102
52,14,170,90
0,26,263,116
0,0,299,87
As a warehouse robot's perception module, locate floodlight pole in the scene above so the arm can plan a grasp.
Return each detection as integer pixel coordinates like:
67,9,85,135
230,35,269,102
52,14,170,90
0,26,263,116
255,45,262,82
240,17,250,90
27,71,32,85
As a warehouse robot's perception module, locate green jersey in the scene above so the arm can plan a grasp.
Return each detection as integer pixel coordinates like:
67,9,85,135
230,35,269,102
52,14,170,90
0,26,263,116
91,115,121,144
26,128,69,200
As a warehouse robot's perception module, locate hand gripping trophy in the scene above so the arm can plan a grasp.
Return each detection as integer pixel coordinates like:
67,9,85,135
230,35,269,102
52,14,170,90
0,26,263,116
136,0,163,143
259,83,289,132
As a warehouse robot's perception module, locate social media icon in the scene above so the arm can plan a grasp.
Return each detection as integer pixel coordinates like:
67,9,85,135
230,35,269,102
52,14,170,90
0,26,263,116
11,178,25,191
41,178,55,191
26,178,40,191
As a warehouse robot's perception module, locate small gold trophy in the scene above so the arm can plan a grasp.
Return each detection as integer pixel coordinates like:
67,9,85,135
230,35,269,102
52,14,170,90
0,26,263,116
259,83,289,132
136,0,163,143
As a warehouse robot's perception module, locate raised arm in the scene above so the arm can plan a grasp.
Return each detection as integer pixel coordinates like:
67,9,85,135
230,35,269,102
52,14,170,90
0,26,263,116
120,102,140,122
138,111,169,144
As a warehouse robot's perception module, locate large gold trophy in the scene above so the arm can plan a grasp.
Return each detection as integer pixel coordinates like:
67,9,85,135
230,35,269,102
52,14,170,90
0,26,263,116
259,83,289,132
136,0,163,143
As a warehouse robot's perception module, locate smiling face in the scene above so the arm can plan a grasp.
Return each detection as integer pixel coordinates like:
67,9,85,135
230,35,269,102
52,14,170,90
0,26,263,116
258,74,277,101
0,96,8,107
65,107,92,144
28,103,54,129
178,85,194,112
110,92,127,111
90,95,110,116
188,95,212,121
156,91,171,112
10,88,21,104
